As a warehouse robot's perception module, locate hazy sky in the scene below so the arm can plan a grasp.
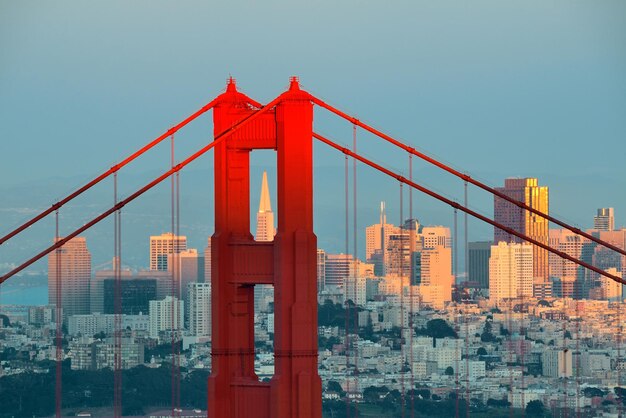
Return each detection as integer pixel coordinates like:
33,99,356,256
1,1,625,270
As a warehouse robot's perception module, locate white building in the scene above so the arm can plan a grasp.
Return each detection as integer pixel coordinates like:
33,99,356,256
149,232,187,271
489,242,533,304
149,296,184,339
188,282,211,337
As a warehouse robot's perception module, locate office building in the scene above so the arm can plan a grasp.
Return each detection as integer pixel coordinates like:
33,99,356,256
102,278,156,315
594,208,615,231
489,242,533,304
468,241,492,289
365,202,401,274
149,296,184,339
317,249,326,292
494,178,549,282
149,232,187,271
188,282,211,337
421,226,452,249
48,237,91,320
324,253,355,287
255,171,276,242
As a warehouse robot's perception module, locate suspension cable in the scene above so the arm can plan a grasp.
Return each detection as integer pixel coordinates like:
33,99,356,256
312,132,624,286
310,97,626,258
0,97,282,284
0,99,226,247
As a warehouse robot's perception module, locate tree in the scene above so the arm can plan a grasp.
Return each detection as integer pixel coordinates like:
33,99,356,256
477,347,488,356
327,380,344,395
445,366,454,376
416,319,458,339
526,400,546,416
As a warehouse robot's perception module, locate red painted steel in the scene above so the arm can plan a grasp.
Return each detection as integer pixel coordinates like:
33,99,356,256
313,131,626,286
208,77,321,418
311,97,626,258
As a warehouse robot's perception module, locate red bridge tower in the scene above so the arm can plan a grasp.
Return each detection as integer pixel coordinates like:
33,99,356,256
208,78,321,418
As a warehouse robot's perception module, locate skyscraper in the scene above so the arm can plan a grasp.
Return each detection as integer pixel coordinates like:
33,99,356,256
168,248,200,307
149,232,187,271
365,202,401,275
256,171,275,242
48,237,91,320
324,253,354,287
419,246,454,308
468,241,492,289
489,242,534,304
317,249,326,293
594,208,615,231
421,226,452,249
204,238,212,283
188,282,211,337
255,172,276,309
148,296,184,339
494,178,549,283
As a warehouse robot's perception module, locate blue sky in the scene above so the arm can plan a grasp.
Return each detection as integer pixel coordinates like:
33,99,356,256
1,1,625,270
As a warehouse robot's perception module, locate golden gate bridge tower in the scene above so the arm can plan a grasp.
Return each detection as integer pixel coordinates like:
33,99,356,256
209,77,321,418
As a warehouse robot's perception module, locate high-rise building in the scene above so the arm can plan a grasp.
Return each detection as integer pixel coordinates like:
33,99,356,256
594,208,615,231
188,282,211,337
148,296,184,339
494,178,549,282
421,226,452,249
48,237,91,320
255,171,275,242
324,253,354,288
102,278,156,315
168,248,200,307
489,242,534,304
548,229,587,298
419,246,454,308
204,238,212,283
317,249,326,293
255,171,275,309
365,202,401,274
149,232,187,271
468,241,492,289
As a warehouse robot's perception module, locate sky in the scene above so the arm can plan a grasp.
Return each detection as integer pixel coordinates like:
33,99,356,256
1,1,625,274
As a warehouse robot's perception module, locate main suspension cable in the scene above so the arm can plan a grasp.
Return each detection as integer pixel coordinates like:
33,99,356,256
0,98,224,247
0,97,282,284
312,132,625,286
310,97,626,258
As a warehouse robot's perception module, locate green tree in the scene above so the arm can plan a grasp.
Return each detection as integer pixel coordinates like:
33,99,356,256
445,366,454,376
526,400,546,416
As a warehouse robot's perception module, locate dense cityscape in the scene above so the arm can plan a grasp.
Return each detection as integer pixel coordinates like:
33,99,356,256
0,172,624,417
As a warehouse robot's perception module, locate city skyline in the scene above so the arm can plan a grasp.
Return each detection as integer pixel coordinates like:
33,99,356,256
1,2,625,417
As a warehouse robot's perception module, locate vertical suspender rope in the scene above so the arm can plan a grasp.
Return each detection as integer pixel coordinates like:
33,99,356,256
352,123,359,418
453,207,460,418
344,152,351,418
408,153,415,418
175,166,182,412
399,182,405,418
170,133,179,417
114,172,122,418
55,209,62,418
461,181,470,418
